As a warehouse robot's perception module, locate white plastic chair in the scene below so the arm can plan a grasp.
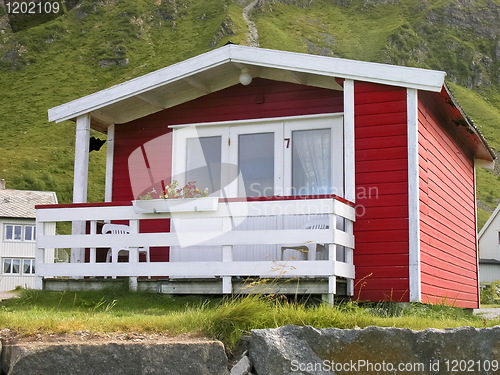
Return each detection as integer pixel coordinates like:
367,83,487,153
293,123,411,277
280,218,329,261
102,223,150,263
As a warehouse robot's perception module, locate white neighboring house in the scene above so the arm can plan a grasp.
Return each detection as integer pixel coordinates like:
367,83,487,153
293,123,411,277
479,203,500,283
0,180,57,291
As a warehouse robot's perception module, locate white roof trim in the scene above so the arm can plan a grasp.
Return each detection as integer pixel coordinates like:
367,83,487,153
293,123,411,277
48,44,446,124
168,112,344,129
478,203,500,239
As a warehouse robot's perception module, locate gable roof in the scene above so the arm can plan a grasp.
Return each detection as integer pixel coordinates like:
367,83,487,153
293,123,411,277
48,44,446,129
0,189,58,219
479,203,500,239
47,44,494,163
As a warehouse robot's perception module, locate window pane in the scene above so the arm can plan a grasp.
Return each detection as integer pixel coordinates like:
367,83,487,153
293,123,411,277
23,259,34,274
186,136,221,194
239,133,274,197
25,226,34,241
13,226,22,240
3,259,11,273
292,129,332,196
5,225,13,240
12,259,20,274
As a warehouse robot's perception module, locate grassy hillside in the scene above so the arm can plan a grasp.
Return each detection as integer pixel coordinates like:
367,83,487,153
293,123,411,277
0,0,498,227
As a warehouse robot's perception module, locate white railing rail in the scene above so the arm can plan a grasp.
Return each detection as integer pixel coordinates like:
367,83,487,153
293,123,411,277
36,197,355,295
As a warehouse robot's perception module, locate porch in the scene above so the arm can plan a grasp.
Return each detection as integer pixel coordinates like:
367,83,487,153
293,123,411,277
36,195,355,301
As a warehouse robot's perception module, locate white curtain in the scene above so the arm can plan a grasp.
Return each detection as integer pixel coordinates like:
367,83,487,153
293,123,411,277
292,129,332,195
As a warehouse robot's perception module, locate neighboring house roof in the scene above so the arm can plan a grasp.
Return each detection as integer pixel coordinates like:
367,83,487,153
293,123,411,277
47,44,494,163
479,203,500,239
479,259,500,265
0,189,58,219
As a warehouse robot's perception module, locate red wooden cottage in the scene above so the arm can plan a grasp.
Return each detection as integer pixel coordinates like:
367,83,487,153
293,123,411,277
36,45,495,308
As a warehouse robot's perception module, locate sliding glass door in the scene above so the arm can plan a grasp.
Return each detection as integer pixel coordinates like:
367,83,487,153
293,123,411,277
172,115,343,198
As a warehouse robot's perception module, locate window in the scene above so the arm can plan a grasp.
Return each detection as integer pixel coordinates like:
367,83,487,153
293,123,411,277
24,225,36,241
239,132,275,197
186,136,222,194
22,259,36,274
2,258,35,275
4,224,36,241
172,114,344,198
3,258,20,274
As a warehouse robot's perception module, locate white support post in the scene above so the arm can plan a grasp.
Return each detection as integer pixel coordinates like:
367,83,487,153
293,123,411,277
105,124,115,203
72,113,91,265
73,113,91,204
343,79,355,203
407,88,421,303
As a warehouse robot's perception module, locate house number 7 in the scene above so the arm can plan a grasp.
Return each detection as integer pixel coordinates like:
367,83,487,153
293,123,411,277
284,138,290,148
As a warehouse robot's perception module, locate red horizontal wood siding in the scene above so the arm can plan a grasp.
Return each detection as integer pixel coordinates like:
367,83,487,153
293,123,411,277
418,92,478,308
353,82,410,303
112,78,343,262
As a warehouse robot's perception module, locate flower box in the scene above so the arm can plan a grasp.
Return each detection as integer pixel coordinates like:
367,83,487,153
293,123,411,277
132,197,219,214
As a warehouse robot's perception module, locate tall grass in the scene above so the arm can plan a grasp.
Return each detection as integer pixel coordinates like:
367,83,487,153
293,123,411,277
0,289,496,349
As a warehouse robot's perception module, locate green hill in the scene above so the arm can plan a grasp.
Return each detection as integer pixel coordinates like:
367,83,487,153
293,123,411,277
0,0,498,226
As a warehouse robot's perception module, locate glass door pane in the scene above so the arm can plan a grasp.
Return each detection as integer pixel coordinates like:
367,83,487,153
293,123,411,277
238,133,275,197
292,128,332,195
186,136,221,195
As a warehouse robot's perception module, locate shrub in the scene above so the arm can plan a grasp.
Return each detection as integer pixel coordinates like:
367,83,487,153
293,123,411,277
480,281,500,305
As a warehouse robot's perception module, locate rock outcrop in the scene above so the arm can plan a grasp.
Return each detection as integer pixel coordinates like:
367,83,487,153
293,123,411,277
249,325,500,375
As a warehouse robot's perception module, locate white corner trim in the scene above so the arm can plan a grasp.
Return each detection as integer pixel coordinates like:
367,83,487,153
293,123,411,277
343,79,355,203
407,88,421,303
105,124,115,203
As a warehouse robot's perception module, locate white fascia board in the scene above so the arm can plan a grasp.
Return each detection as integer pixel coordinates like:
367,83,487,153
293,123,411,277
49,44,446,123
48,45,233,123
229,45,446,92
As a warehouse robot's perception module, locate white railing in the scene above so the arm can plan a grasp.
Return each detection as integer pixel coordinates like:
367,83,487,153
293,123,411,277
36,196,355,296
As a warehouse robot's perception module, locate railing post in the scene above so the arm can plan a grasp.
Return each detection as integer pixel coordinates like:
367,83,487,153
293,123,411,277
221,217,232,294
35,220,45,290
128,219,139,290
345,219,355,296
89,220,97,264
322,213,337,304
323,243,337,305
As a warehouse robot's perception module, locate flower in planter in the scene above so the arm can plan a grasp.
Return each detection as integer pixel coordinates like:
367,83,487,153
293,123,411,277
140,181,209,200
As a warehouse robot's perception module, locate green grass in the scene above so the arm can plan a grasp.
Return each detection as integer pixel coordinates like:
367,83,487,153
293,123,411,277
253,0,405,62
477,207,492,230
476,167,500,211
0,288,496,349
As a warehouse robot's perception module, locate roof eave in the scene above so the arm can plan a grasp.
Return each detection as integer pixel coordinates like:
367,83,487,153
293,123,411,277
442,84,496,163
